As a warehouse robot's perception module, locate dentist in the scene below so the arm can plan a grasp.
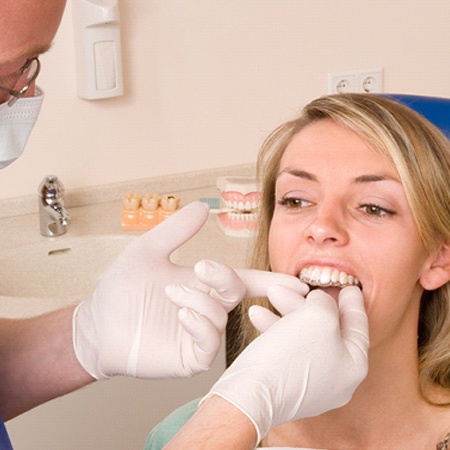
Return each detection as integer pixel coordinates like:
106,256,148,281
0,1,369,449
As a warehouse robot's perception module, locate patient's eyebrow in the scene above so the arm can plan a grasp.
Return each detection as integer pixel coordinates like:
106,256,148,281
277,168,317,181
278,168,401,184
353,174,401,184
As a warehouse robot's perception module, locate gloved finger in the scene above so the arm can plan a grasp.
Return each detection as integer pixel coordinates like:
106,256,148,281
166,284,228,332
266,284,307,316
305,288,338,311
236,268,309,299
338,286,370,367
194,260,246,312
133,201,210,257
178,308,222,370
249,305,280,333
338,287,369,340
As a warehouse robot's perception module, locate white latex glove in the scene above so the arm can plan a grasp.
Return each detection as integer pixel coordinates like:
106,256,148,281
73,201,306,380
204,285,369,444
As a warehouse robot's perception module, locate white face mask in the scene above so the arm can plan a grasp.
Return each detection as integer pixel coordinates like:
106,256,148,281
0,87,44,169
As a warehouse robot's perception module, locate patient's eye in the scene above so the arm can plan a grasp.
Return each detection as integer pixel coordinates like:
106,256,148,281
278,196,312,209
359,203,396,218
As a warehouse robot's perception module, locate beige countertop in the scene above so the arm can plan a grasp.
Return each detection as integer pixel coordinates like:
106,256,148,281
0,164,256,318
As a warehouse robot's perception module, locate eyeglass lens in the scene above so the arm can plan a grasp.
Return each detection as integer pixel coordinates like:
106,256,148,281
0,58,40,106
14,59,39,94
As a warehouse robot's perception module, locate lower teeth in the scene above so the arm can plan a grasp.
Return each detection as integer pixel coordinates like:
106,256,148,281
299,273,361,288
302,279,355,288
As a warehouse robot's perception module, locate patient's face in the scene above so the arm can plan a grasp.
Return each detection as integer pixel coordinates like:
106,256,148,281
268,119,435,350
0,0,66,104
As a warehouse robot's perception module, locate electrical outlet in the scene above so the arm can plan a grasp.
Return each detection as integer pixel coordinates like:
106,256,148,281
328,67,383,94
327,72,356,94
358,68,383,93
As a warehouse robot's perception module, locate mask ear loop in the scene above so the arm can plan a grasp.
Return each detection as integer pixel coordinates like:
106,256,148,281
0,87,44,121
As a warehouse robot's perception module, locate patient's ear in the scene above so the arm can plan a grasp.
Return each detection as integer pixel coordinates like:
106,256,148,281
420,243,450,290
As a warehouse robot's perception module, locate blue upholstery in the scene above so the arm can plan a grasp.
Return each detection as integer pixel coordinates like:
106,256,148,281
385,94,450,139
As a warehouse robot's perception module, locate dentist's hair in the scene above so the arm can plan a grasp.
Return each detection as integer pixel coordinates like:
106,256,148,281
228,93,450,403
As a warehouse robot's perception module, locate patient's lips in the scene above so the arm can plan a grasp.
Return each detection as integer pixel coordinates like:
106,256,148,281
299,266,361,288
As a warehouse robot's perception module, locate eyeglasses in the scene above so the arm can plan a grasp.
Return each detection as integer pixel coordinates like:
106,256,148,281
0,57,41,107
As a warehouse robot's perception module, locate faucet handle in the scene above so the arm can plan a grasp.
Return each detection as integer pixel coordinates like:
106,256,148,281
38,175,71,237
39,175,65,203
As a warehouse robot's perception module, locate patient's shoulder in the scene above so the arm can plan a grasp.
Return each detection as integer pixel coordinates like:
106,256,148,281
144,398,201,450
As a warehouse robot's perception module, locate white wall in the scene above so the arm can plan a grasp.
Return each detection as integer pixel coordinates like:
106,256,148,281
1,0,449,200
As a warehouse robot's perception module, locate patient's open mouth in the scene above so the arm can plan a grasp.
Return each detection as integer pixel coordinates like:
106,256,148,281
299,266,361,289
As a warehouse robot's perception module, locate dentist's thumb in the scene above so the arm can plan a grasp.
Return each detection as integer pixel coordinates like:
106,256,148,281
193,264,310,313
236,268,309,299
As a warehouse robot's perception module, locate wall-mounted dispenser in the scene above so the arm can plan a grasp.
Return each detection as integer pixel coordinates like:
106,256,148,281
72,0,124,100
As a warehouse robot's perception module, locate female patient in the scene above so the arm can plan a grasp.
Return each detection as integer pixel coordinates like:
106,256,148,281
149,94,450,449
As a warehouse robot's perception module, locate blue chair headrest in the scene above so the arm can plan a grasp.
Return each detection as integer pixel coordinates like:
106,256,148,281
384,94,450,139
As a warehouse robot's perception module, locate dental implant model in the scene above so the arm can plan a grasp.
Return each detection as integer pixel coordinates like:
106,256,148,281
121,192,180,231
140,194,161,229
215,176,262,237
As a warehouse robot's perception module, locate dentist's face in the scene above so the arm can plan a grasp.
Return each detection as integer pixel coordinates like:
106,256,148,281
0,0,66,104
269,119,435,350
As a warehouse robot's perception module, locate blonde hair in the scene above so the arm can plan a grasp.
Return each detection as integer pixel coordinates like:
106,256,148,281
227,93,450,400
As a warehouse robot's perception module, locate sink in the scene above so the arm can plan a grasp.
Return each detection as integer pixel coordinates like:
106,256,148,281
0,235,135,299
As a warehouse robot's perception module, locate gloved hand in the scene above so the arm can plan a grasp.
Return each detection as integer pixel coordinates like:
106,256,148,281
203,285,369,444
72,201,306,380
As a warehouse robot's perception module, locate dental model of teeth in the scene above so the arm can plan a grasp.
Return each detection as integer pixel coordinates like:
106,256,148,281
121,192,180,231
216,176,262,238
299,266,361,288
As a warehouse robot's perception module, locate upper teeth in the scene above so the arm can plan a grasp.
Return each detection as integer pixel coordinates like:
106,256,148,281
223,199,260,213
300,266,361,288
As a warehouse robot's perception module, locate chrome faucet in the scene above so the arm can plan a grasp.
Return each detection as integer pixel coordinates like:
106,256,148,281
38,175,71,237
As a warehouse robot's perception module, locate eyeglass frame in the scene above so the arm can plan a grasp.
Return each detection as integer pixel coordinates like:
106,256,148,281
0,57,41,107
